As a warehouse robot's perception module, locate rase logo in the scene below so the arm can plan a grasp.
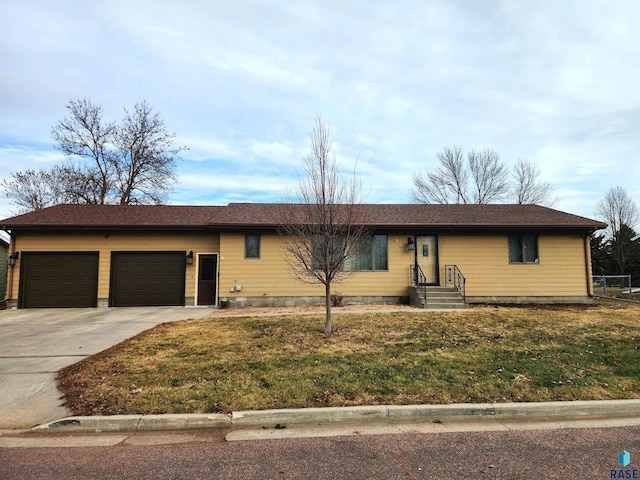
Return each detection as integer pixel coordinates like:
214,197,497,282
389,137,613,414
611,450,638,479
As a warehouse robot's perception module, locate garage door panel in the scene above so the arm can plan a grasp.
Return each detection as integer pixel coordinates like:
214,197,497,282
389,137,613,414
110,252,185,307
20,252,99,308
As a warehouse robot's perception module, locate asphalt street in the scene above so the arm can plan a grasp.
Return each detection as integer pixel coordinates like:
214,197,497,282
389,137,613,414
1,425,639,479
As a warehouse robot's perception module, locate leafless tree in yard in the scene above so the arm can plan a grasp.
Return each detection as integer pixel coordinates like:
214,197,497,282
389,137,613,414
412,146,557,206
1,98,184,211
51,98,117,205
510,158,556,206
411,146,509,204
279,115,370,336
467,148,510,204
411,146,467,204
0,162,112,213
596,186,640,236
595,186,640,273
0,169,66,211
52,161,110,205
114,101,181,205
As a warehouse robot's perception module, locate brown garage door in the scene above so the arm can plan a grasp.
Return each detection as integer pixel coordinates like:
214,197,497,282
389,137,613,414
19,252,99,308
110,252,186,307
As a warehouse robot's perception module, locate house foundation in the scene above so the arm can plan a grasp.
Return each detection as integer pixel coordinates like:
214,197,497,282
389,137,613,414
222,295,406,309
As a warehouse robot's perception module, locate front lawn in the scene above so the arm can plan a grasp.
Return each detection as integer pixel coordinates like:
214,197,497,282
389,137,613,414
58,304,640,415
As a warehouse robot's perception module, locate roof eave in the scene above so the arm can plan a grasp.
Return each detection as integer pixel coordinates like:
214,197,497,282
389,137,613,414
2,224,209,231
208,223,606,232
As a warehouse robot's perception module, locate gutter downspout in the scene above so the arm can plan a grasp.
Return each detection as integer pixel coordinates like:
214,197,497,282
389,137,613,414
584,233,594,298
3,230,15,304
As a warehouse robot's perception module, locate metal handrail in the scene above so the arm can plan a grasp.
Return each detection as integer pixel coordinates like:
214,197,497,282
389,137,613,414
410,264,428,286
410,264,428,308
445,265,466,303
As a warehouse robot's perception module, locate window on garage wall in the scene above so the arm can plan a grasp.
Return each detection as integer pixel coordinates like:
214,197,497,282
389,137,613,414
245,233,260,259
509,234,539,264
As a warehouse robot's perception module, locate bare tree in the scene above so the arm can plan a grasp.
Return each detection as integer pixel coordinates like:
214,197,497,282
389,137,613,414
467,148,510,204
280,116,369,336
53,161,111,205
1,98,184,211
412,146,467,204
0,162,118,213
596,186,640,235
412,147,556,206
510,158,556,206
114,101,181,205
595,186,640,273
0,169,65,212
411,146,508,204
51,98,117,204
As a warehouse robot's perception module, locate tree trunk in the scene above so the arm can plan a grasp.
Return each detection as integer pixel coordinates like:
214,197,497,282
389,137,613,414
324,281,332,336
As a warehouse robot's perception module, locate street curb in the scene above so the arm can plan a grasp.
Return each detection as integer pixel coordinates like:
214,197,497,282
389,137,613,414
28,399,640,434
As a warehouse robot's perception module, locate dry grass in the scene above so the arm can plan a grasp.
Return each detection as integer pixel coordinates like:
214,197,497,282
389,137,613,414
58,303,640,415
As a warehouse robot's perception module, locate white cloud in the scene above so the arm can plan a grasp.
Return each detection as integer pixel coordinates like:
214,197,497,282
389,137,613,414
176,137,243,162
0,145,65,170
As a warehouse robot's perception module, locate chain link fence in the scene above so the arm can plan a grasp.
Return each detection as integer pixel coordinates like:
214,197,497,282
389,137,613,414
592,274,637,298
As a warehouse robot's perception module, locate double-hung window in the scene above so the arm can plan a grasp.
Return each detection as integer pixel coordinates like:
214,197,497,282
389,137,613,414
508,234,538,264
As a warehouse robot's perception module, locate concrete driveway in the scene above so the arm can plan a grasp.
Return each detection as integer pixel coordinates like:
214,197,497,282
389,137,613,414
0,307,214,430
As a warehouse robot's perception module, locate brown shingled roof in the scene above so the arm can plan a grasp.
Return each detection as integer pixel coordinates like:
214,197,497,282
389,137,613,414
218,203,607,230
0,205,223,229
0,203,607,231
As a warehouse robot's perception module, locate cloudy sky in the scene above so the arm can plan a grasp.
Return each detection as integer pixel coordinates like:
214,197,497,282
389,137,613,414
1,0,638,227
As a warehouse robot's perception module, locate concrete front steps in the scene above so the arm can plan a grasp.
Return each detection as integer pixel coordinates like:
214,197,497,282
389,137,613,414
409,286,467,309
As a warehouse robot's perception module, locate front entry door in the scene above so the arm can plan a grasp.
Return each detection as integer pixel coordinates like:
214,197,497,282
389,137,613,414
197,254,218,305
416,236,438,285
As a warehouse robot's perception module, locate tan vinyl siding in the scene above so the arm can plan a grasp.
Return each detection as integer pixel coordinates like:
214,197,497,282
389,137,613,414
438,234,589,297
219,232,413,298
10,231,220,301
9,229,591,304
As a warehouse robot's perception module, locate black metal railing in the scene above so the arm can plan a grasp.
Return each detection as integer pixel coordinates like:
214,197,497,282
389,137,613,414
410,264,428,308
444,265,466,303
410,264,428,286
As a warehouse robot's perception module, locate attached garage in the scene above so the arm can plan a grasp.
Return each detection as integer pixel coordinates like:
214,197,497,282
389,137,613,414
19,252,99,308
110,251,186,307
